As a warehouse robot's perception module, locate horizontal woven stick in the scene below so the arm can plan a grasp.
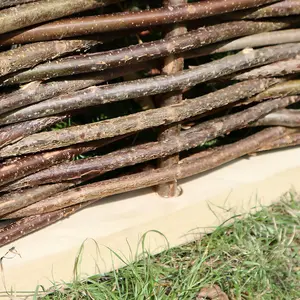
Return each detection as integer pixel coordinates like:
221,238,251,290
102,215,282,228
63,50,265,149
237,80,300,106
0,39,99,77
0,77,280,157
252,109,300,127
0,62,154,115
6,95,295,190
184,28,300,59
2,124,291,218
233,58,300,80
0,0,120,35
0,0,38,8
0,135,126,188
0,183,73,217
0,115,66,148
226,0,300,19
256,130,300,152
1,42,297,125
0,0,280,45
3,20,291,84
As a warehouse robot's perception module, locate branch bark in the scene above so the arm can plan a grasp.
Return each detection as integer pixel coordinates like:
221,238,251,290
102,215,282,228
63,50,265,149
256,129,300,152
0,62,154,115
0,135,125,188
0,78,281,157
0,0,121,35
0,115,66,148
183,28,300,59
4,94,298,191
0,0,280,45
0,0,38,9
0,183,73,217
1,124,291,218
1,43,298,125
252,109,300,127
156,0,187,198
233,58,300,80
225,0,300,19
0,39,100,77
3,20,292,84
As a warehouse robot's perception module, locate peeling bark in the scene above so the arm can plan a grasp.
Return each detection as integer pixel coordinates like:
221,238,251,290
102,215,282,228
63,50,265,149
3,20,291,84
0,78,280,157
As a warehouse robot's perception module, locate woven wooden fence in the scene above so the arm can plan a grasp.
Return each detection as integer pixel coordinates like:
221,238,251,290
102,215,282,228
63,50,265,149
0,0,300,247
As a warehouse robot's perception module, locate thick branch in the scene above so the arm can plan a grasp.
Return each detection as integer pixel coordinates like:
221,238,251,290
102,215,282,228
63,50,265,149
0,115,66,148
0,78,280,157
252,109,300,127
4,94,298,190
0,0,120,35
1,125,290,219
0,0,280,45
0,183,73,217
233,58,300,80
1,43,298,125
0,39,99,77
3,20,292,84
0,62,153,115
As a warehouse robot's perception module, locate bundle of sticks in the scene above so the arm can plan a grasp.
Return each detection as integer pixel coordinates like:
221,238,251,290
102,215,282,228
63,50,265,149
0,0,300,247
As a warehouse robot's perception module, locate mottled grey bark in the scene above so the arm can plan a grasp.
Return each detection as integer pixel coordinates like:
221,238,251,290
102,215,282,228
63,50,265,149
0,78,280,157
3,20,290,84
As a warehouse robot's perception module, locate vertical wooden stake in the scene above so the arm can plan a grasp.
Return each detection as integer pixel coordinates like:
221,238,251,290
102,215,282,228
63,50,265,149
156,0,187,198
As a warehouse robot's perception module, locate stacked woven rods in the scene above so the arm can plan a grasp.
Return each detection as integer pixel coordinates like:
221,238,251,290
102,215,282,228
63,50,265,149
0,0,300,247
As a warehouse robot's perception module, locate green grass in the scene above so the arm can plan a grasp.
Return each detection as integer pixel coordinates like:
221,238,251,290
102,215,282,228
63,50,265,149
37,193,300,299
